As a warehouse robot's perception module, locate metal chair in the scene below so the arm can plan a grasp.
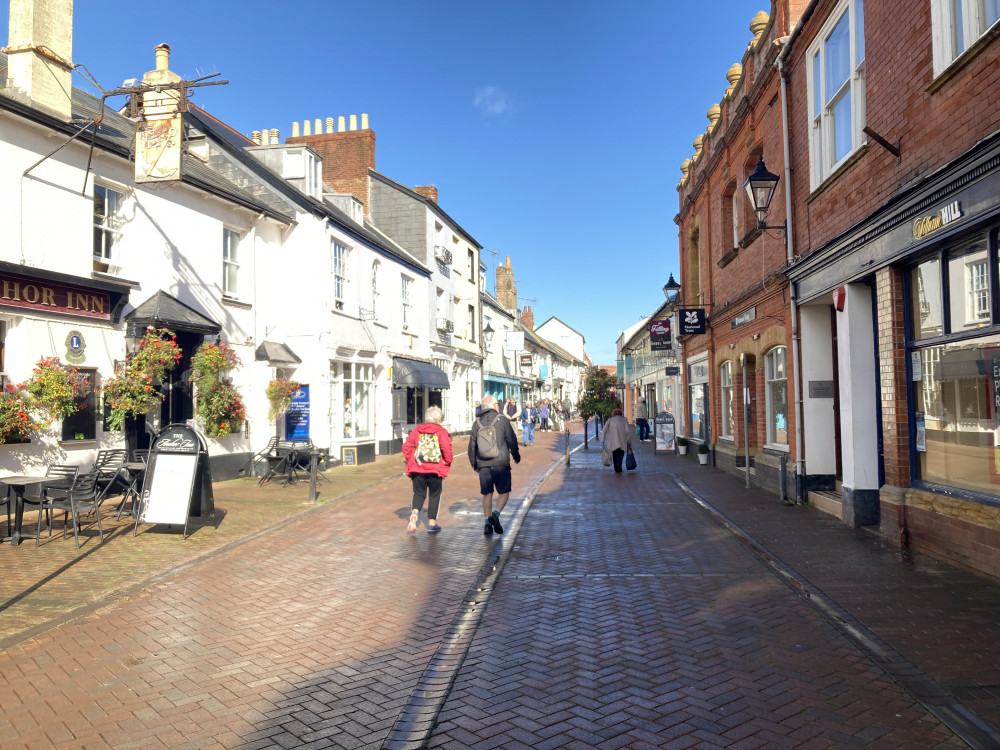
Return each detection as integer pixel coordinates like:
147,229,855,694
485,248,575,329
93,449,128,504
239,436,279,478
27,465,79,543
37,470,104,548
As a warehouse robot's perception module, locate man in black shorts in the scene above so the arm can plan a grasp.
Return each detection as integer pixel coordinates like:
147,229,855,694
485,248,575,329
468,395,521,535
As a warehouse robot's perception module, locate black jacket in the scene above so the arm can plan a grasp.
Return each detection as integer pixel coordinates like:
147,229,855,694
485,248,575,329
468,409,521,470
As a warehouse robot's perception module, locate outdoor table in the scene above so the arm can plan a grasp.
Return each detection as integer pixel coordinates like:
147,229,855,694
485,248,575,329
115,462,147,520
0,475,51,546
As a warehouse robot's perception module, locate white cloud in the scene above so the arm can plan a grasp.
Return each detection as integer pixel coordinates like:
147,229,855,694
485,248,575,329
474,86,513,116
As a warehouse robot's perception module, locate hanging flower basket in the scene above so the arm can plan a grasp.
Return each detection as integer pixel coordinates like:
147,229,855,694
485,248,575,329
104,327,180,431
24,356,88,425
266,377,300,421
0,384,40,444
191,340,245,437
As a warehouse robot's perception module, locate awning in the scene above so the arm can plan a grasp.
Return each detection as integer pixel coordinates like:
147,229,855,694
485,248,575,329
393,357,449,389
124,290,221,336
485,374,520,386
255,341,301,365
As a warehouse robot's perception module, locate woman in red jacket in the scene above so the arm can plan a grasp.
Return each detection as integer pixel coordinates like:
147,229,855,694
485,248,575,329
401,405,453,533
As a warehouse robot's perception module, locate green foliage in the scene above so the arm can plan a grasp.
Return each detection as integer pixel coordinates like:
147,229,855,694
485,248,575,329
191,341,245,437
266,377,300,421
577,368,620,421
104,327,179,431
24,357,87,424
676,436,688,447
697,442,711,454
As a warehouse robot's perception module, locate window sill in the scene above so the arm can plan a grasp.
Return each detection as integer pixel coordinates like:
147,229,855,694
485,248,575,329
927,23,1000,94
805,144,869,203
221,296,252,310
763,442,790,453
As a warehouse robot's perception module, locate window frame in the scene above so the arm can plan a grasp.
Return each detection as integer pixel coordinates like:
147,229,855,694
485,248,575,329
332,240,349,311
371,260,380,318
764,346,790,448
720,360,734,439
401,275,412,329
93,184,125,263
931,0,1000,75
806,0,867,188
222,227,241,298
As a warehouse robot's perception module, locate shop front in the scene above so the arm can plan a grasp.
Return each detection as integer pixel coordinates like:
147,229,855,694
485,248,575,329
389,357,450,455
788,129,1000,577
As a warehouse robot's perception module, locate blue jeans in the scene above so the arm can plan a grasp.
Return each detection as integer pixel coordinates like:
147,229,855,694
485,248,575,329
637,418,650,441
523,421,535,444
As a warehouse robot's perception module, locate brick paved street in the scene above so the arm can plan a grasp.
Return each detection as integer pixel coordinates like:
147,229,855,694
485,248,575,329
0,424,998,748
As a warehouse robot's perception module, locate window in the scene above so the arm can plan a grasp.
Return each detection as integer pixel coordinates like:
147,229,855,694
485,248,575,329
401,276,412,328
946,237,990,330
434,358,449,419
765,347,789,446
731,190,740,248
931,0,1000,74
468,304,476,341
93,185,124,262
61,368,97,442
807,0,866,186
468,249,476,282
332,241,348,311
341,362,372,439
223,228,240,298
371,261,380,318
720,361,734,438
687,357,709,442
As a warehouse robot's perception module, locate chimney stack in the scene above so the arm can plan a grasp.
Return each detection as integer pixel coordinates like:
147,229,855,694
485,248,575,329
496,256,517,310
6,0,74,120
287,113,375,215
413,185,438,204
521,305,534,330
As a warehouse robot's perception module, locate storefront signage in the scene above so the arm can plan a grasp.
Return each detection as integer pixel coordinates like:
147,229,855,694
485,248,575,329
0,271,111,320
665,366,680,376
649,319,672,350
913,201,962,239
731,307,756,329
504,331,524,352
679,308,706,335
520,354,533,369
285,384,310,440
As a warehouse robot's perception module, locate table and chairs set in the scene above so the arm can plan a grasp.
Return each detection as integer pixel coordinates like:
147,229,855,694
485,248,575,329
244,438,331,487
0,448,149,548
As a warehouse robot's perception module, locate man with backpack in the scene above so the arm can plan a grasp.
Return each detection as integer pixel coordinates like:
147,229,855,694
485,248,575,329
468,395,521,536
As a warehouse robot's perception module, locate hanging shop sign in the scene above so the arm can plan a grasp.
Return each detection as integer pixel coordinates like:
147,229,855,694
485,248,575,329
649,319,673,350
519,353,533,369
679,308,707,335
505,331,525,352
0,272,111,320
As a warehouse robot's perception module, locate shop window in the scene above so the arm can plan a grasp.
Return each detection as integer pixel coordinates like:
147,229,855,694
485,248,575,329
931,0,1000,75
946,237,990,331
720,361,734,439
911,257,944,340
62,368,97,442
765,347,789,446
807,0,866,187
687,357,709,442
342,362,372,439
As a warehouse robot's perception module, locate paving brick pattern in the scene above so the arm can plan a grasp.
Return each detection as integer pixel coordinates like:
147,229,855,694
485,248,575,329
431,454,966,749
0,427,994,748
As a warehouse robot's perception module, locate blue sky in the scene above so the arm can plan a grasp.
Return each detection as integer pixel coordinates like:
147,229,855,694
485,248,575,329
4,1,765,365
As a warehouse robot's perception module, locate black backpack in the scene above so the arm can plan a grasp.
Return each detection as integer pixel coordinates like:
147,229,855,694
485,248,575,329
476,412,501,460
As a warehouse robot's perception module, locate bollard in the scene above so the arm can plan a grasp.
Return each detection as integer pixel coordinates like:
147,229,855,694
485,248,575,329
584,418,589,449
309,449,318,502
565,428,570,465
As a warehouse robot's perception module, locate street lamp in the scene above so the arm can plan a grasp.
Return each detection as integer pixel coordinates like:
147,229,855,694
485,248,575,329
743,155,787,246
662,273,681,304
483,321,495,351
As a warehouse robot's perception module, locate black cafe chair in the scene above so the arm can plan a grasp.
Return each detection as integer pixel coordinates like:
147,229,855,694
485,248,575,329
27,464,79,543
38,470,104,548
93,449,128,504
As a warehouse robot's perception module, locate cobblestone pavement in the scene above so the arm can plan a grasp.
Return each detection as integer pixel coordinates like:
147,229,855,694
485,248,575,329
0,425,997,748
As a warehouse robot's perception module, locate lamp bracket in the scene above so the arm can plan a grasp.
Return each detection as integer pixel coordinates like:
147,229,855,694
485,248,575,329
862,126,901,162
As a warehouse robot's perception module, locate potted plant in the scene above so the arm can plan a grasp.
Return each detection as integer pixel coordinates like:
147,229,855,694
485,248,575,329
24,356,88,425
697,442,711,465
676,436,688,455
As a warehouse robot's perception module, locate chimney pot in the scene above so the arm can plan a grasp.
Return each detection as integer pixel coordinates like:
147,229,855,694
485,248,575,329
270,128,280,143
251,130,261,144
338,116,346,132
361,113,369,129
303,120,311,136
326,117,334,133
291,122,300,138
314,118,322,135
155,43,171,71
349,114,358,131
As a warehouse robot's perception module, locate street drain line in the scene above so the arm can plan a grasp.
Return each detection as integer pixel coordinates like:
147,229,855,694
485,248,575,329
381,443,585,749
670,471,1000,750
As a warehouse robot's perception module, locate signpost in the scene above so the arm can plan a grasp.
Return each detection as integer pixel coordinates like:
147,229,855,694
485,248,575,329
654,411,676,453
135,423,203,539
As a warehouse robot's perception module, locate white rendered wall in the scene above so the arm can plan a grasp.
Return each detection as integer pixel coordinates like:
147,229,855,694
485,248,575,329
800,303,837,477
837,284,880,491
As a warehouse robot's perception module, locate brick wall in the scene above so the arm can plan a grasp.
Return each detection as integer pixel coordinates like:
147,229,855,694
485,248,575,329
287,129,376,214
876,267,909,488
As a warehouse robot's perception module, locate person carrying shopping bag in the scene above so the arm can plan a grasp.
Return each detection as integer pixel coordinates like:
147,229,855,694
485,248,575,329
401,406,453,533
601,407,633,474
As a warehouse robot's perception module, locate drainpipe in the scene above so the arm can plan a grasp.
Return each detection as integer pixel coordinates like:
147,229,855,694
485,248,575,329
776,25,805,504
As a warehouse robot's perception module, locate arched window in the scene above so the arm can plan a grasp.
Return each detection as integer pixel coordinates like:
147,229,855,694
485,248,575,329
720,361,734,439
764,347,789,446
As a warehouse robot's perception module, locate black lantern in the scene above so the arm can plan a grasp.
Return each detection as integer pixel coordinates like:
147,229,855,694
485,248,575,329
662,273,681,304
743,155,781,229
483,321,495,350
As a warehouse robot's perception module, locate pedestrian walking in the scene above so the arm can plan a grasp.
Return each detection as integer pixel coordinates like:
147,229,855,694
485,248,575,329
539,401,550,431
474,400,482,417
468,395,521,536
601,407,633,474
520,401,537,446
401,406,453,533
636,396,650,442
